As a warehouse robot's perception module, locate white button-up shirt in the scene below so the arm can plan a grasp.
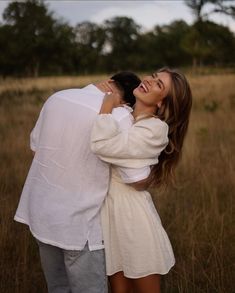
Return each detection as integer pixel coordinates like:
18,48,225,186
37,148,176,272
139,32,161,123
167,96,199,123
14,85,150,251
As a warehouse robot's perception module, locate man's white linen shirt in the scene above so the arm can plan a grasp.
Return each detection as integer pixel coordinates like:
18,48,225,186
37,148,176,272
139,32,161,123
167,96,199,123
14,85,150,251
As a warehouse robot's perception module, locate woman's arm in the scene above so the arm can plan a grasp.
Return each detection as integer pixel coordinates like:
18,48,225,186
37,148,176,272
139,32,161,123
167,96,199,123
91,114,168,162
91,92,168,168
99,91,124,114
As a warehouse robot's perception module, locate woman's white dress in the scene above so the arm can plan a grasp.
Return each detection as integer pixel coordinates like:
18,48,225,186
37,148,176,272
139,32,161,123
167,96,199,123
91,114,175,278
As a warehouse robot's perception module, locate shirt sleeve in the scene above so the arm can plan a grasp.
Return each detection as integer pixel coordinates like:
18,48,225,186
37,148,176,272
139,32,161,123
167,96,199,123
117,166,151,183
111,107,133,129
30,106,45,152
90,114,169,168
112,108,151,182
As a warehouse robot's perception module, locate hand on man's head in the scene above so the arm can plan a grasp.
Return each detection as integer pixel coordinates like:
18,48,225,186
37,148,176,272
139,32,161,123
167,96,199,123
103,91,125,108
98,79,114,94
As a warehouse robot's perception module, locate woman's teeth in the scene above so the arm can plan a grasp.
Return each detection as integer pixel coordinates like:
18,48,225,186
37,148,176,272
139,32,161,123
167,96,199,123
140,83,148,93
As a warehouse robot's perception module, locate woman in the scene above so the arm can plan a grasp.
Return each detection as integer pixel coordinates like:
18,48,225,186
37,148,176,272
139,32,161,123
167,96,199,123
91,67,192,293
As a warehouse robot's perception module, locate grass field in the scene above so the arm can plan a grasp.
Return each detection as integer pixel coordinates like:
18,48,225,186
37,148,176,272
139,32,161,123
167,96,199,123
0,73,234,293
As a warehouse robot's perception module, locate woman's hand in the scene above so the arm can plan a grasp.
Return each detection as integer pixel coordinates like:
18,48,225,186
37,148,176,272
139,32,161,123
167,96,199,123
98,79,114,94
99,91,124,114
104,91,124,107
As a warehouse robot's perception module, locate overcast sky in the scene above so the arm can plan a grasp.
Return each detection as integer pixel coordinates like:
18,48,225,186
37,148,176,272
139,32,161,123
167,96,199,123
0,0,234,32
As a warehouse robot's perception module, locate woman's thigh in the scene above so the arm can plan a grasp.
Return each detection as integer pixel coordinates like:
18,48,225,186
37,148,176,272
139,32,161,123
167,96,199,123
109,271,133,293
131,274,161,293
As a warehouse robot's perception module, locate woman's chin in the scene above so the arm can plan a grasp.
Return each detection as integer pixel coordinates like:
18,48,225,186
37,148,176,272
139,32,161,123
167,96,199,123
133,88,144,99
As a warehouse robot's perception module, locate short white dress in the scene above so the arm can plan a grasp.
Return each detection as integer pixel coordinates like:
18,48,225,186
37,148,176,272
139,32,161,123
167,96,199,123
91,114,175,278
101,167,175,278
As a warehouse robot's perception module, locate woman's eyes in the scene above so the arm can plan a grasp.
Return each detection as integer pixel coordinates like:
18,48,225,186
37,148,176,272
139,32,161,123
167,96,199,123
152,73,162,89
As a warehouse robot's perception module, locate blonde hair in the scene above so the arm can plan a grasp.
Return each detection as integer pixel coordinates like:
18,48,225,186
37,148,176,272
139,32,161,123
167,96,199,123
149,67,192,187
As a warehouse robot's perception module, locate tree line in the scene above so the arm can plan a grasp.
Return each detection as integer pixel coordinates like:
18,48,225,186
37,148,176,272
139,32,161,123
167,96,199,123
0,0,234,77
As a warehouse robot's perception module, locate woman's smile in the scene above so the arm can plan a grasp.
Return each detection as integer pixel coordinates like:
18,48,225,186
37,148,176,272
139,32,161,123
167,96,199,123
138,82,148,93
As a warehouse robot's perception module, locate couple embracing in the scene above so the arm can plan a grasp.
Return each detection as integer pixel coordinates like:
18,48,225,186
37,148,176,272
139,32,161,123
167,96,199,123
14,68,192,293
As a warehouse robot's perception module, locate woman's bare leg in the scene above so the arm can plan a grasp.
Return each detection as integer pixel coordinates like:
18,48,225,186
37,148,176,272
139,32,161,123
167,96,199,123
131,274,161,293
109,271,133,293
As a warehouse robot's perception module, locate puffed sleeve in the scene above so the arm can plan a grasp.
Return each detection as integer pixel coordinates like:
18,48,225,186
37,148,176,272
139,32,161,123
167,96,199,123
90,114,169,168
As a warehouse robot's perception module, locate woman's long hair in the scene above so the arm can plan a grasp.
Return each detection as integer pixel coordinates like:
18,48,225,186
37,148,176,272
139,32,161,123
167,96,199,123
149,67,192,187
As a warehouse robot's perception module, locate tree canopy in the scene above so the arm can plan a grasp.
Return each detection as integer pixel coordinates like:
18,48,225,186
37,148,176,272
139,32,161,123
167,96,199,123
185,0,235,21
0,0,234,76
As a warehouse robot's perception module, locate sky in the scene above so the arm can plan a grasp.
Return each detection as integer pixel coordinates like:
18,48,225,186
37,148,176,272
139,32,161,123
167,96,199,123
0,0,234,32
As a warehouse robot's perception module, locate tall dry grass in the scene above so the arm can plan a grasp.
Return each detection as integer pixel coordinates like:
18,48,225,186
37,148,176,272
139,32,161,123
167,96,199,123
0,73,234,293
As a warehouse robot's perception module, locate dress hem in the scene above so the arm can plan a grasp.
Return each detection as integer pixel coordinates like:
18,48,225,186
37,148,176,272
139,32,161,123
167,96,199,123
106,262,175,278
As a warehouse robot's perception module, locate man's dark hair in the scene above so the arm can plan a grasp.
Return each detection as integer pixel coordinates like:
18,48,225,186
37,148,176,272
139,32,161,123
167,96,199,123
111,71,141,107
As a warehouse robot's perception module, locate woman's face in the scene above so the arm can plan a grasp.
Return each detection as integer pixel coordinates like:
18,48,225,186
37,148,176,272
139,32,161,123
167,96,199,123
133,72,171,107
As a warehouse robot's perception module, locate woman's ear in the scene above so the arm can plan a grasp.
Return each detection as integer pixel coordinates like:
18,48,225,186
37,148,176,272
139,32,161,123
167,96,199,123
157,101,162,108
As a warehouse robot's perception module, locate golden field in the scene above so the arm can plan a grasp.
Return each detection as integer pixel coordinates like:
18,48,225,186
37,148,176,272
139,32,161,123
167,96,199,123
0,73,234,293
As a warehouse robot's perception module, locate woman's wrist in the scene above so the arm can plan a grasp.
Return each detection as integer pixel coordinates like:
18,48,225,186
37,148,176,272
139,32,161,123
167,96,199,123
99,96,116,114
99,92,123,114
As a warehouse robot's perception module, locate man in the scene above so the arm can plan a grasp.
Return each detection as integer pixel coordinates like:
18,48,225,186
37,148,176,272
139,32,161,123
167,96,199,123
14,72,150,293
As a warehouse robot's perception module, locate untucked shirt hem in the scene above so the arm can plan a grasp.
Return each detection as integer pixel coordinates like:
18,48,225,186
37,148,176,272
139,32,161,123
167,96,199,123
14,215,105,251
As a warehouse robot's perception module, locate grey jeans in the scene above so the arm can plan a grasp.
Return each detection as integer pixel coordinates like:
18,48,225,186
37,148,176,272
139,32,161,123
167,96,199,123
36,239,108,293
